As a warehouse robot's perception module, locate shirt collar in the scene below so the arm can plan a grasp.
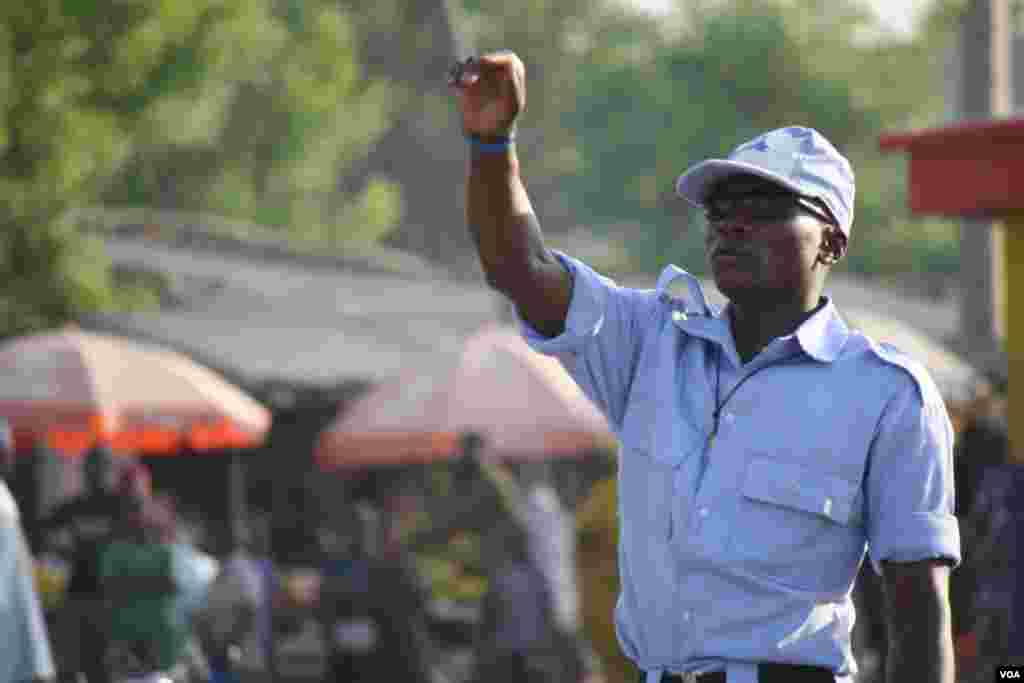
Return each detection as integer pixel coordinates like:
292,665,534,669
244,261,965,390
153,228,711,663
718,297,850,363
792,297,850,363
657,266,731,347
656,265,850,363
655,265,712,317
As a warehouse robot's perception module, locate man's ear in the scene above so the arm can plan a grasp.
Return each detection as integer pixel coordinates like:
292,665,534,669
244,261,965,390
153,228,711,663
817,228,846,266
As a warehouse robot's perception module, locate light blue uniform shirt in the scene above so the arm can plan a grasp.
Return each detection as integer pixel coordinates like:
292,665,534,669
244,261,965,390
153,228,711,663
0,481,56,683
518,253,960,683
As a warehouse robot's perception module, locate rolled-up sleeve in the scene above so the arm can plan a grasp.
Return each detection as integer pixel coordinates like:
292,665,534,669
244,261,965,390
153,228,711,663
865,376,961,574
516,251,655,432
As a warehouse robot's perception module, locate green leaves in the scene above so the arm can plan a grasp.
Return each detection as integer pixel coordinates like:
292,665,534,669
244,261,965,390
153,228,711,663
0,0,403,338
108,0,402,243
562,0,958,277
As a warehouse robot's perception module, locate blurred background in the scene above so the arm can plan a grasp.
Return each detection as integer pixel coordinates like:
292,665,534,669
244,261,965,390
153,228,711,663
0,0,1021,682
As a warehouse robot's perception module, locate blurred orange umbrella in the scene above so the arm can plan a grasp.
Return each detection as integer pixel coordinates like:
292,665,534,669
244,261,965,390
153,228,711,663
316,325,615,469
0,326,271,458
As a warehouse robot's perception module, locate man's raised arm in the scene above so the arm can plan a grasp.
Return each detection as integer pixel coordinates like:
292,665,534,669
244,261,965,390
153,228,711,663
451,51,572,338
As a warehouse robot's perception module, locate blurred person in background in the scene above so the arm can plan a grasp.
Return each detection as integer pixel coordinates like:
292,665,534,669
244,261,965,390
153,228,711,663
0,463,56,683
472,511,558,683
193,514,275,683
355,497,439,682
39,445,126,683
317,513,375,683
955,403,1021,680
100,482,184,680
409,434,596,683
413,450,553,683
159,493,218,683
953,391,1007,522
515,459,599,683
316,501,440,683
517,460,577,633
948,392,1009,677
575,475,634,683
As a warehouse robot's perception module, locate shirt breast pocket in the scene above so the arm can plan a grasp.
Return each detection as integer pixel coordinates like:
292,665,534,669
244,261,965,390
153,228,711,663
730,457,864,592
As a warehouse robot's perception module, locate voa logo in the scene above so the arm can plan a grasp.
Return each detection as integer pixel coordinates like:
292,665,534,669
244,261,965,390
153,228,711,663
1000,670,1021,679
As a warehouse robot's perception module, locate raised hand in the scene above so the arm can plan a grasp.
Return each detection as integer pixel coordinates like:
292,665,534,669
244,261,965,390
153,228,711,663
448,50,525,139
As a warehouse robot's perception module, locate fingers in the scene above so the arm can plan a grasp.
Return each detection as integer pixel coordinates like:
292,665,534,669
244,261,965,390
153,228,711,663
447,51,524,91
447,56,478,89
476,50,520,70
447,50,525,135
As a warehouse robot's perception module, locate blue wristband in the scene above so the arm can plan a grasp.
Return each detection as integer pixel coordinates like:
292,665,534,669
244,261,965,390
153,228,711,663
466,133,514,152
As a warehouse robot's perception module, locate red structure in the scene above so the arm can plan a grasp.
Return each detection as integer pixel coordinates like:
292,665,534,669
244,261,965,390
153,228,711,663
881,116,1024,462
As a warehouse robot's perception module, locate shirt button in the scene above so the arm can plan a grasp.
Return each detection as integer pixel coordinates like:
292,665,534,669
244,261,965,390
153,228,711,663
698,507,709,518
682,611,692,622
724,413,735,424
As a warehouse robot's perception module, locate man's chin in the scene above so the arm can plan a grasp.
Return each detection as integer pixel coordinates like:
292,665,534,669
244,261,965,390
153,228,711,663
712,271,757,299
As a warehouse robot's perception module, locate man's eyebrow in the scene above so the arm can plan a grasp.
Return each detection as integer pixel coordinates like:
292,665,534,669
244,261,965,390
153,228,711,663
709,190,796,200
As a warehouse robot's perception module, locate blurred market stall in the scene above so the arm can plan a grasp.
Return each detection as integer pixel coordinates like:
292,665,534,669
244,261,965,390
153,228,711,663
315,324,615,469
0,325,271,554
0,325,270,458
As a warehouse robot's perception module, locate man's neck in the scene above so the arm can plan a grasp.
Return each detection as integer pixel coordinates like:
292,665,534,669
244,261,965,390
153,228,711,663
728,295,824,363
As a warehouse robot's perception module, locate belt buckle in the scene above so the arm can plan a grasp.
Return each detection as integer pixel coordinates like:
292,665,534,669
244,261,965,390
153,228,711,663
666,672,723,683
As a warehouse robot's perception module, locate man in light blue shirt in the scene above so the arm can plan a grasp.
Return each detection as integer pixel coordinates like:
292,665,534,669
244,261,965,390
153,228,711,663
1,478,56,683
450,50,959,683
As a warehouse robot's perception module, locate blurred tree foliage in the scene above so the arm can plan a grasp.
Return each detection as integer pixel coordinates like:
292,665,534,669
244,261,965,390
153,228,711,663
332,0,471,266
0,0,979,341
453,1,667,231
557,0,961,277
102,0,402,247
0,0,401,337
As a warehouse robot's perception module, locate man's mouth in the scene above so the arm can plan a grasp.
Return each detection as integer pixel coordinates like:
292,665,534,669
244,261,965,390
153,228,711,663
712,247,746,262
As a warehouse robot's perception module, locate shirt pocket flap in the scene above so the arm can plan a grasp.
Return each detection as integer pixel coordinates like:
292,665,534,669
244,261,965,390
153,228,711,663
742,457,858,525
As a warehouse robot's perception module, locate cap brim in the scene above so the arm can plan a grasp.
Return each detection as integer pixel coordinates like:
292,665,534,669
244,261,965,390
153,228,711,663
675,159,804,207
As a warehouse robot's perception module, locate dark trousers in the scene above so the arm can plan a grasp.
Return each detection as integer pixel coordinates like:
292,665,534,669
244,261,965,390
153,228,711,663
56,596,110,683
639,662,836,683
473,651,558,683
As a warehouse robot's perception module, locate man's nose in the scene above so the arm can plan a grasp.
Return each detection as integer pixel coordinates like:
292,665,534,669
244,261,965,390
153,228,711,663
709,217,755,238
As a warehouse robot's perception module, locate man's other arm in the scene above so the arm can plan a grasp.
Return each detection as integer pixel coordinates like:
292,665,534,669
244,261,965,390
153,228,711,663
882,559,955,683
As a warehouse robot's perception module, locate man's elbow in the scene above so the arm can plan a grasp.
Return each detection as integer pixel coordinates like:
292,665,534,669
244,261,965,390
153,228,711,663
481,257,543,299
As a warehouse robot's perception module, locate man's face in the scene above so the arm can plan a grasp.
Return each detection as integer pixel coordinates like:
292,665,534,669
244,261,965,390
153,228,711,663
703,174,832,301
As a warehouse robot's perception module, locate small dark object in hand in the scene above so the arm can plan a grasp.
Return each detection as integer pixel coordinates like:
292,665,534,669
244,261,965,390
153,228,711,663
447,56,476,85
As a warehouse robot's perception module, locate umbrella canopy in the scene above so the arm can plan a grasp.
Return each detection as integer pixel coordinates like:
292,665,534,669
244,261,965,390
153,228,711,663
316,325,615,469
842,307,991,406
0,326,271,457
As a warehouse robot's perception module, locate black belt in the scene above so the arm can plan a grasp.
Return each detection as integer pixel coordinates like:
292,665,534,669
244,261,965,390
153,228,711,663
644,662,835,683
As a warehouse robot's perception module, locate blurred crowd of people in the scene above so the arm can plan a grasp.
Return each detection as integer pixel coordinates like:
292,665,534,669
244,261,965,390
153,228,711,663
5,442,223,683
1,424,616,683
1,395,1019,683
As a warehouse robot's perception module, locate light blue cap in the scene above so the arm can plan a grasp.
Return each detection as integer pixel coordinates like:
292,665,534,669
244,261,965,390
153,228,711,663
675,126,856,237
